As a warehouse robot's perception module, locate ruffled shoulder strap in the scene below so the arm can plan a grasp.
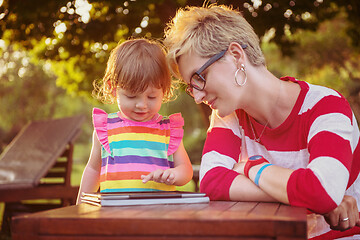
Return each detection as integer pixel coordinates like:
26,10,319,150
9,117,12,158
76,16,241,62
92,108,111,154
167,113,184,156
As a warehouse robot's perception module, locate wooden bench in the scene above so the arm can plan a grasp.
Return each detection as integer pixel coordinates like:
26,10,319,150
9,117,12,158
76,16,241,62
0,115,84,232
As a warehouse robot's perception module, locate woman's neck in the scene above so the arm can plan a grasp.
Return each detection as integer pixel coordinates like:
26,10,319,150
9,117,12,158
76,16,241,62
240,67,299,129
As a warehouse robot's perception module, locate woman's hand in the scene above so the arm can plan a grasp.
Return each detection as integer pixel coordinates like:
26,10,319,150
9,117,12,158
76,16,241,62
141,169,176,185
232,161,246,175
323,195,360,231
233,126,248,175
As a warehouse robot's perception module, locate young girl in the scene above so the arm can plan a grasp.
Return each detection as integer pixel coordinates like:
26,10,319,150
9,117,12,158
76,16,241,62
77,39,193,203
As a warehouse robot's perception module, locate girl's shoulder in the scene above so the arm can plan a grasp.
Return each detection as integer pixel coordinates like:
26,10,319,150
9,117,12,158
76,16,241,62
93,108,124,125
161,113,184,128
167,113,184,156
92,107,118,119
92,108,112,154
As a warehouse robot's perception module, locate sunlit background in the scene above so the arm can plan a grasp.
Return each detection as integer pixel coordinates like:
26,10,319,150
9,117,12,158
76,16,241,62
0,0,359,191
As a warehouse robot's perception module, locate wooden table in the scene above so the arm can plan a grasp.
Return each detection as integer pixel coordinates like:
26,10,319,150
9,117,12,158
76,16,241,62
11,201,307,239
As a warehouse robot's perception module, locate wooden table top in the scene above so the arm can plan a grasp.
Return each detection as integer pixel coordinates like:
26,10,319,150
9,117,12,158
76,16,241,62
12,201,307,240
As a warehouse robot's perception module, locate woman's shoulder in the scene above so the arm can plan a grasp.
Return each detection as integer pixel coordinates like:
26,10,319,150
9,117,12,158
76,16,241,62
301,82,349,112
208,110,241,137
210,110,239,128
306,82,343,99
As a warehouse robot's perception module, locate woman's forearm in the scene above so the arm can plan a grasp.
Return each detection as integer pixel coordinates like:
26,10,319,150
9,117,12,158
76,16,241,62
246,163,292,204
229,174,277,202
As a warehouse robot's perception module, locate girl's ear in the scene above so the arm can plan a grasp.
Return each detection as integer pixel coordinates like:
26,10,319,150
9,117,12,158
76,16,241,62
106,80,117,97
112,89,117,98
228,42,246,67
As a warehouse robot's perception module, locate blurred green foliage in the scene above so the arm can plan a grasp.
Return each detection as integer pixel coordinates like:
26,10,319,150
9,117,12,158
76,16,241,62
1,0,359,97
0,0,359,165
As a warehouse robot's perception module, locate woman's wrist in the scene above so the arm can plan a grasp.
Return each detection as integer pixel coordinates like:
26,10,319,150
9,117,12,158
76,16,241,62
254,164,273,186
247,162,273,186
248,162,268,181
244,155,269,178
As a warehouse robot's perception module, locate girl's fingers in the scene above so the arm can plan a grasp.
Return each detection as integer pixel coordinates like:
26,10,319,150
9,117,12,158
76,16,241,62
165,172,175,185
142,169,175,184
141,173,153,183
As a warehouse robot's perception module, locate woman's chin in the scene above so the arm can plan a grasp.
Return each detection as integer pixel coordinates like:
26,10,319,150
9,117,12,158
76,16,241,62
215,109,232,118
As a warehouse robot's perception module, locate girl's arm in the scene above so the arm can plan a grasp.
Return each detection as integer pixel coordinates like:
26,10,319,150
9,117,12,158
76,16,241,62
141,140,193,186
76,130,102,204
171,140,193,186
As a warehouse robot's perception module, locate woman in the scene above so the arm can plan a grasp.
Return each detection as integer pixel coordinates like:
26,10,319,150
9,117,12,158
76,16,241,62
164,4,360,239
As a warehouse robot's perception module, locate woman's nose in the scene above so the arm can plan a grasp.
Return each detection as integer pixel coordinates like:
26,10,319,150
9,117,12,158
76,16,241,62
193,89,206,104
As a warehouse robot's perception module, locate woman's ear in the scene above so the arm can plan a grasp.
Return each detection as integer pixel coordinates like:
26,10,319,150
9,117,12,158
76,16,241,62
228,42,245,67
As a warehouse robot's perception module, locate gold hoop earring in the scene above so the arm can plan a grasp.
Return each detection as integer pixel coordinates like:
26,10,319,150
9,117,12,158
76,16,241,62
235,64,247,86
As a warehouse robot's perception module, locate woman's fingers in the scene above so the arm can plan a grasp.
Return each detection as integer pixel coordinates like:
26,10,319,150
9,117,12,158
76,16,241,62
324,195,359,231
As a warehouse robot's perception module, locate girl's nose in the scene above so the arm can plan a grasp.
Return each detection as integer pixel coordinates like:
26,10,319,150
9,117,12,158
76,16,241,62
135,99,147,109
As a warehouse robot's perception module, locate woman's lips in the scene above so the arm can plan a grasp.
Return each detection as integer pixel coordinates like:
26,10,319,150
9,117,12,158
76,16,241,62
207,99,216,109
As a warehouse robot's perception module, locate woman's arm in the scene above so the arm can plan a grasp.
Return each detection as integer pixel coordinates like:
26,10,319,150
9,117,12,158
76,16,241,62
229,173,277,202
76,130,102,204
229,126,278,202
203,100,355,215
199,111,267,200
324,195,360,230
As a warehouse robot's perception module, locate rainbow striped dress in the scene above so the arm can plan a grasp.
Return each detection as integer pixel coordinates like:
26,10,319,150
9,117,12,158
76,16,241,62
93,108,184,193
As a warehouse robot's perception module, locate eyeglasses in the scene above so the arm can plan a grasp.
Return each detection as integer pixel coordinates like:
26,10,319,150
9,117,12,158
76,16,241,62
185,44,247,97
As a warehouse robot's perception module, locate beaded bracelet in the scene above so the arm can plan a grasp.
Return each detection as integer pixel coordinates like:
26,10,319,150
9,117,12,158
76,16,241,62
254,164,273,186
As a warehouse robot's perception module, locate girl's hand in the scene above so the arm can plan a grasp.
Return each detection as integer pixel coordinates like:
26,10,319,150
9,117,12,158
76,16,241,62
323,195,360,231
141,169,176,185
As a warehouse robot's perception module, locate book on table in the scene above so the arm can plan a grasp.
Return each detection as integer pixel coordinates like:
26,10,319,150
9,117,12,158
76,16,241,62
81,191,210,207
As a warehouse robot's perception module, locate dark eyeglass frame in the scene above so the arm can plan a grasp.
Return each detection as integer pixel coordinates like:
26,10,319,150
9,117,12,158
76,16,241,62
186,44,248,97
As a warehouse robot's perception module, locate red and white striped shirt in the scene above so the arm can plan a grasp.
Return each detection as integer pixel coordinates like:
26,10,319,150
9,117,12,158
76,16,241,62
200,76,360,239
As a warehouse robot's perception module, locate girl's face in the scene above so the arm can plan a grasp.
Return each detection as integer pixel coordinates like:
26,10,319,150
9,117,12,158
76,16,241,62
116,86,163,122
178,50,239,118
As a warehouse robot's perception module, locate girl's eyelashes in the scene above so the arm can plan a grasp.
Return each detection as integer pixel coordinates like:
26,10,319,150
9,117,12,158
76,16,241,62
125,95,157,99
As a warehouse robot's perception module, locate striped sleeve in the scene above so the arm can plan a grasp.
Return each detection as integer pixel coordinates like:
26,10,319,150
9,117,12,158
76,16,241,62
287,86,356,213
199,111,242,200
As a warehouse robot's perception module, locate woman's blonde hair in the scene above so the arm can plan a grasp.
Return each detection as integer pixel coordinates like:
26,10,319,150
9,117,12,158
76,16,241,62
94,38,173,104
164,4,266,79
